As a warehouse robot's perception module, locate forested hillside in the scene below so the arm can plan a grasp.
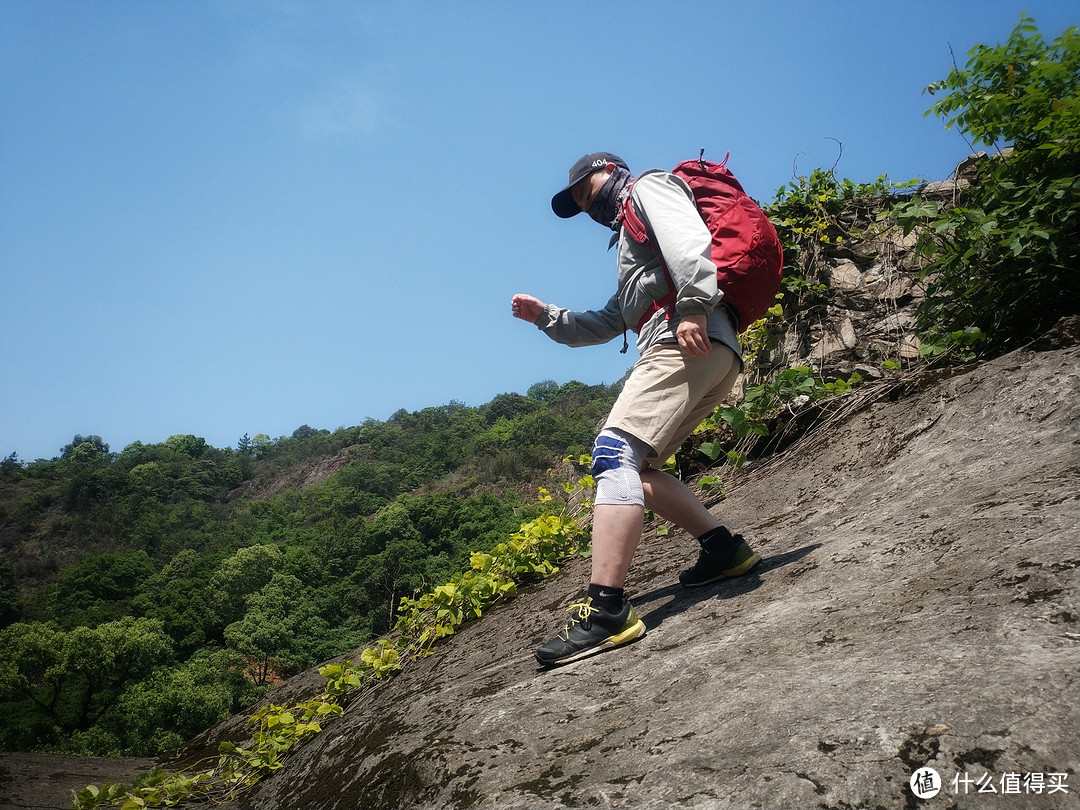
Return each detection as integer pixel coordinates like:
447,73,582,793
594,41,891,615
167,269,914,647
0,379,620,755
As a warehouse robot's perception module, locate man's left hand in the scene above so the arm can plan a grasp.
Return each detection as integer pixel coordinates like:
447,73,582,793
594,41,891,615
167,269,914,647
676,314,712,357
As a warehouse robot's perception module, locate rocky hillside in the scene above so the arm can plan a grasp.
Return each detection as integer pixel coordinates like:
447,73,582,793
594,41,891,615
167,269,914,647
6,324,1074,810
191,333,1077,810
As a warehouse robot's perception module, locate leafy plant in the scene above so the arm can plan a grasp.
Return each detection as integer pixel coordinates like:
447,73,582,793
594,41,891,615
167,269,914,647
71,664,365,809
917,326,987,361
680,367,864,477
393,505,587,660
747,156,917,389
894,15,1080,352
769,164,918,291
73,475,592,808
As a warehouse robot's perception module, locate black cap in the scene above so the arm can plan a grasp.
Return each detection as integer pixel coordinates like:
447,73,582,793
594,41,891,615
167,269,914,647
551,152,629,218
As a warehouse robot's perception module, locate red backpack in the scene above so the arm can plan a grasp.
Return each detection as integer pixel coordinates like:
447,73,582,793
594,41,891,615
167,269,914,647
619,151,784,333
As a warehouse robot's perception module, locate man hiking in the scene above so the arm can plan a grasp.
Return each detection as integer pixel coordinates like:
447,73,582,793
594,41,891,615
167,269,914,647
512,151,764,668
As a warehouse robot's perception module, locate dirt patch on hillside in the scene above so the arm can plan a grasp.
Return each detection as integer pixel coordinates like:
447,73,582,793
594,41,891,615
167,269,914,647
226,453,349,502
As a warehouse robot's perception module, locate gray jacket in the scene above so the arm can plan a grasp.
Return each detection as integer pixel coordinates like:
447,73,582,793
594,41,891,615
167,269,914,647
534,171,742,360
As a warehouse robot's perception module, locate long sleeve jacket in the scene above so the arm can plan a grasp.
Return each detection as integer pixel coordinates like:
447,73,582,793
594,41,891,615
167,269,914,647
534,171,742,361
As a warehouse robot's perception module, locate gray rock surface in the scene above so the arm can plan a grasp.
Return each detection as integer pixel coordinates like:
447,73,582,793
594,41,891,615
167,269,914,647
5,341,1078,809
217,342,1078,809
0,753,155,810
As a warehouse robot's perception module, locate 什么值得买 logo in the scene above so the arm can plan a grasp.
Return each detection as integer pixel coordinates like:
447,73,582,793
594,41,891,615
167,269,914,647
910,767,941,799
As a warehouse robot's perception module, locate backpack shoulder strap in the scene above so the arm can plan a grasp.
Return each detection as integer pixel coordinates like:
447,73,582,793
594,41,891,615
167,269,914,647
619,191,649,245
615,172,678,332
617,169,669,245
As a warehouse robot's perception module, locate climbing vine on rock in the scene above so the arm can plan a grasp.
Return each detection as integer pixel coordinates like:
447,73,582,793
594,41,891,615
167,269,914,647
73,477,593,809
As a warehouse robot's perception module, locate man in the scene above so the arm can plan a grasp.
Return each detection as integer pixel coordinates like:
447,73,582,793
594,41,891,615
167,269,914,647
512,152,761,668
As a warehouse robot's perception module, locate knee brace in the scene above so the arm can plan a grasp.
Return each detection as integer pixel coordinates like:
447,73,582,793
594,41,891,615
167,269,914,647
591,428,648,506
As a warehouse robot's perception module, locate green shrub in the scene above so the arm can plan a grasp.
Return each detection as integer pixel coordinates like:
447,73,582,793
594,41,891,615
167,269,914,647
894,15,1080,351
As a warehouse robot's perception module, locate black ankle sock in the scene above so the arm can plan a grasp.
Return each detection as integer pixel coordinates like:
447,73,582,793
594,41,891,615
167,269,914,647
698,526,738,555
587,582,625,613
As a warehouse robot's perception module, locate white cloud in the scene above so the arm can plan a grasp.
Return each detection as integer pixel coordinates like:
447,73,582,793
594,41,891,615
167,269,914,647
299,77,400,141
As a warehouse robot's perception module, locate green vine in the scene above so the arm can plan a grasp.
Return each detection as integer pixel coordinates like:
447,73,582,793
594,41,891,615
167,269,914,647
391,509,585,660
698,367,862,468
72,476,593,809
767,166,919,324
662,366,864,487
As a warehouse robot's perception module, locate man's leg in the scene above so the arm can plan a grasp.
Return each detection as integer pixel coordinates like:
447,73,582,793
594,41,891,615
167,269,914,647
534,430,648,667
589,502,645,588
640,466,721,538
641,465,759,586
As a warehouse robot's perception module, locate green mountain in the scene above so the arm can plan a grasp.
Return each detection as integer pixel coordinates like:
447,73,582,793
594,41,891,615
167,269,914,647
0,379,621,754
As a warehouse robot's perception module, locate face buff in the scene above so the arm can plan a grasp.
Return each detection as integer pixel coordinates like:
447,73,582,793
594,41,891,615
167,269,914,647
587,166,633,230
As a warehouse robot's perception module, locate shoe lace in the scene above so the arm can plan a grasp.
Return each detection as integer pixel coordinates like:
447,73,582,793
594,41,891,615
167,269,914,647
557,598,599,640
688,548,713,573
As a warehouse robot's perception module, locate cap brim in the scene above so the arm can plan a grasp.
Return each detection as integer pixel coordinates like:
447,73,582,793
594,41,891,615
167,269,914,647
551,187,582,218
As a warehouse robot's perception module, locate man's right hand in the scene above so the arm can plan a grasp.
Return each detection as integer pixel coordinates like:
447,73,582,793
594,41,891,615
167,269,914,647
676,313,712,357
511,294,545,324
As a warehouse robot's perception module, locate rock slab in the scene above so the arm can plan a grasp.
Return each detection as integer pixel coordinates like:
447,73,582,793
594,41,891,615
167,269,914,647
227,343,1080,809
5,343,1078,810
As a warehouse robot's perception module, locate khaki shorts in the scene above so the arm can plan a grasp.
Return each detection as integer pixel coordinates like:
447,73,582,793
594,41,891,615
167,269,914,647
604,341,741,466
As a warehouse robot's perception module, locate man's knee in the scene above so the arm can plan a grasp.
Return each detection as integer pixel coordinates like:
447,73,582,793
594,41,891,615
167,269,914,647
591,429,648,506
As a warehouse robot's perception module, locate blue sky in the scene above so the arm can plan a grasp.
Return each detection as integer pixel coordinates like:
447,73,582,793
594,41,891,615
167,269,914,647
1,1,1074,462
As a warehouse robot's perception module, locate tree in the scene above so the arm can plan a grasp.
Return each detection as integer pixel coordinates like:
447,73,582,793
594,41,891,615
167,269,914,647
902,16,1080,349
224,573,315,684
0,617,173,734
234,433,255,479
360,500,423,557
59,436,113,510
131,551,219,654
109,649,260,755
251,433,273,458
483,392,538,424
211,544,282,627
926,16,1079,155
0,452,21,480
61,435,110,459
352,537,429,635
132,578,217,657
0,555,21,627
526,379,560,402
164,434,208,458
50,551,156,629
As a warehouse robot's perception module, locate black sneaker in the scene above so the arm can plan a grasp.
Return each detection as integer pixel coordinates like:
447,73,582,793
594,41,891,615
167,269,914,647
535,598,646,668
679,536,761,587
